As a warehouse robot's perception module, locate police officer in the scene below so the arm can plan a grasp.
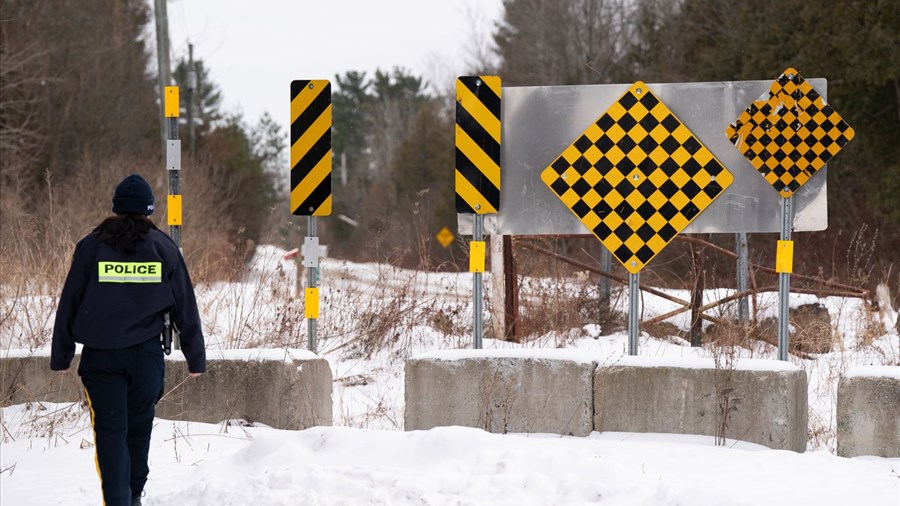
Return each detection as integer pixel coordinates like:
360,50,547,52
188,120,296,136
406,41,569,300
51,174,207,506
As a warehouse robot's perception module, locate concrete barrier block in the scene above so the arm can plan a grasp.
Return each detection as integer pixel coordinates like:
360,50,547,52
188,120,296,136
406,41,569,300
594,357,808,452
1,353,85,405
159,349,333,430
405,350,596,436
1,349,333,431
837,366,900,458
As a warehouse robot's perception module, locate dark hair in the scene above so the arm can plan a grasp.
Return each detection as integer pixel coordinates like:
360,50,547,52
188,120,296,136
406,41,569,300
94,215,156,254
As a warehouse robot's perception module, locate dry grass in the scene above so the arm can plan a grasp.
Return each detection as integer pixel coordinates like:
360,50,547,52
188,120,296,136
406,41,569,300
0,152,279,350
0,401,90,447
1,183,896,447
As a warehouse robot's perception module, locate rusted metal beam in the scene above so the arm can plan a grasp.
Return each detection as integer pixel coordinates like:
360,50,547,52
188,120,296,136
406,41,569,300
516,240,691,308
515,237,867,335
525,234,868,298
673,235,868,296
643,286,777,326
642,283,866,328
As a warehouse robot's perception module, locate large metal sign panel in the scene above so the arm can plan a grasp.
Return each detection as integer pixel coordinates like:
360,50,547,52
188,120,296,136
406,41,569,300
726,68,853,198
541,82,733,273
458,79,828,235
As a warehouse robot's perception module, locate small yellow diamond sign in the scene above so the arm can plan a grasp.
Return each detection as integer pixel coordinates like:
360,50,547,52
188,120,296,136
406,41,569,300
726,68,854,197
542,82,733,274
436,227,455,248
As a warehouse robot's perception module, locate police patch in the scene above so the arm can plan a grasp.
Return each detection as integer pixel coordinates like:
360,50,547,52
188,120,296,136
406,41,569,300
98,262,162,283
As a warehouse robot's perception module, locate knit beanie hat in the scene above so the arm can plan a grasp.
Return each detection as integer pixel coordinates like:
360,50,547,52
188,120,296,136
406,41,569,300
112,174,155,216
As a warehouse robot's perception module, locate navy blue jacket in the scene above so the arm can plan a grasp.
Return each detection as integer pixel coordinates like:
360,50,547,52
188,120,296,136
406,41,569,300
51,225,207,373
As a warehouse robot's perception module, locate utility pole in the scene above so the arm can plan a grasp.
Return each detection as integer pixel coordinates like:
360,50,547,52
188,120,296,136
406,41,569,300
187,43,197,159
153,0,171,149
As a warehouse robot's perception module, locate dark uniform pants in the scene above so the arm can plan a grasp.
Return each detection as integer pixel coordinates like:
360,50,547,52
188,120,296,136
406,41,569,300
79,338,165,506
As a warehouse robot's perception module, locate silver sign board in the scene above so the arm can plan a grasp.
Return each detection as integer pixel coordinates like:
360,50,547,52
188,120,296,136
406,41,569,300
458,79,828,235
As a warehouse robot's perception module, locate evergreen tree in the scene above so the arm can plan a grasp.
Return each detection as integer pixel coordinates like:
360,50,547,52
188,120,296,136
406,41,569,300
327,67,434,260
333,71,371,163
661,0,900,246
169,54,280,253
172,57,224,139
330,71,373,246
492,0,900,275
200,114,276,250
389,101,456,266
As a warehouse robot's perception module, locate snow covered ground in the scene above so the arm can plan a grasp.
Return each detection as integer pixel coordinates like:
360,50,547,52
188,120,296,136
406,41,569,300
2,245,899,505
3,403,898,505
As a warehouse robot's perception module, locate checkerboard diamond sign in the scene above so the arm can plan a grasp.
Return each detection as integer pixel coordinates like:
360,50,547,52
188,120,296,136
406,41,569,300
541,82,733,274
726,68,854,197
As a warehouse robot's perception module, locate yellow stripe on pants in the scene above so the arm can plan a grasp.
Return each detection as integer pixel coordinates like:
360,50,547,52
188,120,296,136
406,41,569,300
83,387,107,506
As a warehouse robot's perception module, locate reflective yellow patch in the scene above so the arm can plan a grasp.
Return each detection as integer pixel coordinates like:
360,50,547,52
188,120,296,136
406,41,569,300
167,195,182,226
305,287,319,319
776,240,794,274
164,86,179,118
98,262,162,283
469,241,486,273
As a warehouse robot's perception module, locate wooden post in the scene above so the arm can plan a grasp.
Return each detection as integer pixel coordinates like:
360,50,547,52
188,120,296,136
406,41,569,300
503,235,519,341
690,241,705,347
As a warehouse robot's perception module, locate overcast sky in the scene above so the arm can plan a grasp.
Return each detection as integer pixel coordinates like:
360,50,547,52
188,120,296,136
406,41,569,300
166,0,503,132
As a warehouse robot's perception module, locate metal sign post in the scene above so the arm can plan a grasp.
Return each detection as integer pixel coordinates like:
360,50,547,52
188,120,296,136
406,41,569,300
735,232,750,325
726,68,854,361
777,197,793,360
455,75,502,350
472,215,484,349
290,79,333,354
628,273,639,355
599,246,612,304
306,217,319,353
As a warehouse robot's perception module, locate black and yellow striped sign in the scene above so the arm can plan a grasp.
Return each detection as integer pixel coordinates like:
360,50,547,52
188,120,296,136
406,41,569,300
726,68,854,198
542,82,733,274
455,76,501,214
290,80,332,216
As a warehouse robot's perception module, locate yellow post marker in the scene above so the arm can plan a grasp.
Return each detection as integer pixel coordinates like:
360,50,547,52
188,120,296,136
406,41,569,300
776,240,794,274
167,195,182,226
164,86,180,118
469,241,486,273
305,287,319,319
